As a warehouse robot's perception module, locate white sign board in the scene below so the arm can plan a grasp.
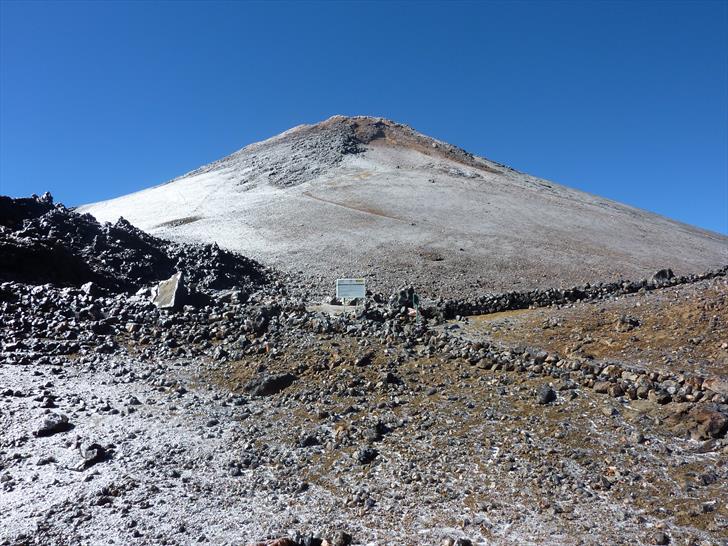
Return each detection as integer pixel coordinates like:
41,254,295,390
336,278,366,300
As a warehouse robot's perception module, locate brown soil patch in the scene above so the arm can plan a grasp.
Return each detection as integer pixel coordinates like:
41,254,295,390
458,277,728,378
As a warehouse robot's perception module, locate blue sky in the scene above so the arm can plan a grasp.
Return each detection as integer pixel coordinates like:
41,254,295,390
1,0,726,234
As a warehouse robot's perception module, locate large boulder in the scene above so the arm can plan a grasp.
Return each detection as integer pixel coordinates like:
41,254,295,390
246,373,297,397
667,403,728,440
651,268,674,285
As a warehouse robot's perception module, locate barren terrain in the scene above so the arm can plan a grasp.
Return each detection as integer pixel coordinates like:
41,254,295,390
3,276,727,545
2,121,727,545
450,277,728,380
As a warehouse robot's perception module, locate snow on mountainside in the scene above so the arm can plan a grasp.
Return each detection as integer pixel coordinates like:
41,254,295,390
77,115,728,297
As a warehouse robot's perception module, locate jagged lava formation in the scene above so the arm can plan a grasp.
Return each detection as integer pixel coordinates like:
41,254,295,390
0,194,269,294
78,115,728,297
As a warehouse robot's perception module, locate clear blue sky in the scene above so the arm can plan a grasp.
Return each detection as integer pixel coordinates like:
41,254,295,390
1,1,726,234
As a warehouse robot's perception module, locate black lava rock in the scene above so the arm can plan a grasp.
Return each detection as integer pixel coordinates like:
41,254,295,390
0,194,269,294
356,446,378,465
536,385,556,405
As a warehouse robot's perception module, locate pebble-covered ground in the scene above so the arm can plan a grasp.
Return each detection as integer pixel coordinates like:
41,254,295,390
2,315,727,545
1,195,726,545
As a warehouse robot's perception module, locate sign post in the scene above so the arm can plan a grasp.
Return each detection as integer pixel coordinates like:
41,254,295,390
336,278,366,303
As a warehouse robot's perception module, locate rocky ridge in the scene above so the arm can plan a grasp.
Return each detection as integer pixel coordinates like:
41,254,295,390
0,193,269,294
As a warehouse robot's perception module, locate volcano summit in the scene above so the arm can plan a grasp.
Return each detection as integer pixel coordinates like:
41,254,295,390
78,115,727,296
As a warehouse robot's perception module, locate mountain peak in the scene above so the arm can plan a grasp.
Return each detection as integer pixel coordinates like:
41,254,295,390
282,114,417,145
77,118,728,297
257,114,496,179
174,114,494,190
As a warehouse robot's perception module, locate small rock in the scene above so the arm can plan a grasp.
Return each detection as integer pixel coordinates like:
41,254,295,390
255,539,297,546
299,434,320,448
651,269,674,283
332,531,352,546
152,272,186,310
355,351,374,367
615,314,640,332
593,381,611,394
648,390,672,405
36,456,56,466
608,384,624,398
536,385,556,405
299,535,323,546
79,443,111,469
34,412,71,437
689,404,728,439
356,446,378,465
80,282,99,297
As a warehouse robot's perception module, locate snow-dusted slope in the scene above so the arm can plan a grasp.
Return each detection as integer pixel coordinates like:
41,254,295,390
78,116,728,296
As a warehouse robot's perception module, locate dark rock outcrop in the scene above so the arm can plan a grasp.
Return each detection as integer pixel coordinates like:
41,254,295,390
0,194,269,295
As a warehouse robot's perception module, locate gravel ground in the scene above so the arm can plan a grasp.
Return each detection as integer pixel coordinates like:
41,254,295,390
2,325,727,545
2,195,727,545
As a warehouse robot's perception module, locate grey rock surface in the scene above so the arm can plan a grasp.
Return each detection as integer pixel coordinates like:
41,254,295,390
34,412,71,437
152,271,184,309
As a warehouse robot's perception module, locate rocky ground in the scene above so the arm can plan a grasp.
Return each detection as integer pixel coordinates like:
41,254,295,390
447,277,728,379
1,195,727,545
